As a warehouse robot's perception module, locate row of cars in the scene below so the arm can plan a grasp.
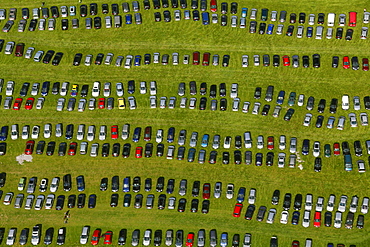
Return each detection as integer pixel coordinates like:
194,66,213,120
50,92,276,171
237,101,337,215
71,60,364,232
2,226,66,245
303,112,368,129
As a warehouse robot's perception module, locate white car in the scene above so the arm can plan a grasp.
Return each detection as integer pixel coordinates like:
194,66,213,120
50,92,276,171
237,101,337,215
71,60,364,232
36,97,45,109
50,177,60,193
11,124,18,140
25,195,35,210
44,194,55,209
266,208,277,224
361,197,369,214
104,53,114,65
327,194,335,211
279,135,286,150
353,96,361,110
232,98,240,111
337,116,346,130
140,81,147,94
242,55,249,67
349,195,358,213
297,94,304,106
338,195,348,212
277,153,286,168
6,228,16,246
305,194,313,211
43,123,52,138
116,82,124,96
252,102,261,115
212,13,218,23
242,101,250,113
303,113,312,126
99,125,107,141
34,195,45,210
60,82,69,96
61,6,68,17
349,113,358,127
180,98,187,108
174,10,181,21
155,129,163,143
212,135,220,149
226,184,234,199
334,211,342,228
230,83,238,98
24,47,35,59
124,55,133,68
150,96,156,108
280,210,289,224
159,97,167,109
342,94,349,110
56,98,65,111
31,125,40,139
5,81,14,96
77,124,85,140
256,135,263,149
84,54,93,66
103,82,111,97
92,81,100,97
223,136,231,149
3,192,13,205
143,229,151,246
31,83,40,96
302,210,310,227
214,182,222,198
248,188,256,204
315,197,324,212
22,125,30,139
312,141,320,157
338,14,346,26
189,98,196,109
189,132,198,147
360,113,368,126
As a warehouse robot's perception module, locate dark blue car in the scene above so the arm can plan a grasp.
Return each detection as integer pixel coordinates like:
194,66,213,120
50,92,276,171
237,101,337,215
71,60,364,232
132,127,141,142
167,127,175,143
125,14,132,24
0,126,8,141
236,187,246,203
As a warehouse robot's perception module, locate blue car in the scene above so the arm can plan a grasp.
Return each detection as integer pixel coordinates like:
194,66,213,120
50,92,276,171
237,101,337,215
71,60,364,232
187,148,196,162
306,27,313,38
125,14,132,24
76,175,85,191
123,177,130,192
0,126,8,141
167,127,175,143
302,139,310,155
201,134,209,147
166,179,175,194
132,127,141,142
236,187,246,203
134,55,141,66
276,90,285,105
41,81,50,96
292,211,300,225
65,124,74,140
267,24,274,34
201,12,209,25
241,8,248,18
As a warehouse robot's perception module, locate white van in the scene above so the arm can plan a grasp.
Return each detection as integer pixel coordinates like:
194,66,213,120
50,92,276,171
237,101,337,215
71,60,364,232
6,228,17,245
105,16,112,28
114,15,122,27
244,132,252,148
48,18,55,30
90,143,99,157
342,95,349,110
150,81,157,95
32,8,39,19
124,55,133,68
80,226,90,245
326,28,333,39
315,26,323,39
327,13,335,26
166,145,175,159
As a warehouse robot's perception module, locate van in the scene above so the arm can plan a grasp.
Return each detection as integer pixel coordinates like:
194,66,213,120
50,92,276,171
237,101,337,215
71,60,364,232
80,226,90,245
344,154,353,171
315,26,323,39
202,12,209,25
326,28,333,39
305,194,313,210
342,94,349,110
114,15,122,27
77,124,85,140
135,13,142,24
122,2,130,12
85,18,92,29
6,228,17,245
279,10,287,22
146,194,154,209
71,18,79,28
289,154,296,168
244,132,252,148
132,1,140,11
296,25,303,38
32,8,39,19
327,13,335,26
34,195,45,210
349,11,357,27
90,143,99,157
14,193,24,208
150,81,157,95
48,18,55,30
198,149,206,163
240,17,246,28
167,145,175,159
231,15,237,27
105,16,112,28
87,125,95,141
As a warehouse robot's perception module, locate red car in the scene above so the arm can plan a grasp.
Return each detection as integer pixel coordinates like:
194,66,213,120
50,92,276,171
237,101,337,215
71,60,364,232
202,183,210,199
144,126,152,141
68,142,77,156
202,52,210,66
104,231,113,245
210,0,217,12
333,143,340,156
282,55,290,66
24,97,35,110
185,232,195,247
362,58,369,71
111,125,118,139
292,240,300,247
135,146,143,158
98,98,105,109
233,203,243,217
91,229,101,245
193,51,200,65
267,136,274,150
343,56,350,69
24,140,35,154
313,211,321,227
13,98,23,110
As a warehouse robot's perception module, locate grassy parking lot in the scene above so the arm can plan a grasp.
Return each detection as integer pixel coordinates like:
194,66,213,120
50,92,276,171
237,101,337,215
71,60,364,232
1,0,370,246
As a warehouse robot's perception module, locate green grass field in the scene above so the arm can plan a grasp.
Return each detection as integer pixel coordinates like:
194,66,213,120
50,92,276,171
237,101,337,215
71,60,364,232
1,0,370,246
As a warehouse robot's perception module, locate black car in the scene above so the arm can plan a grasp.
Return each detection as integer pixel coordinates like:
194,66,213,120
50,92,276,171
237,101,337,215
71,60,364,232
199,97,207,110
90,3,98,15
177,146,185,160
162,0,169,8
67,194,76,208
232,234,240,247
145,143,153,158
201,200,210,214
100,178,108,191
283,193,291,210
145,178,152,192
325,211,332,227
163,10,171,22
336,27,343,39
357,215,364,229
329,98,338,113
46,141,56,156
0,172,6,188
317,13,325,24
259,23,266,34
332,56,339,68
94,16,101,29
88,194,97,208
112,143,120,157
144,53,151,64
44,228,54,245
256,206,267,221
43,50,55,63
102,143,110,157
219,83,226,97
29,19,37,31
364,96,370,110
235,135,242,149
342,141,350,155
222,55,230,67
153,230,162,246
52,52,63,66
352,56,360,70
266,152,274,166
0,143,6,156
345,29,353,41
254,87,262,99
244,204,256,220
354,141,363,156
261,104,270,116
245,151,252,165
191,199,199,212
272,55,280,67
271,190,280,205
118,229,127,245
293,194,302,210
63,174,72,191
153,0,160,9
77,194,86,208
61,19,68,30
156,143,164,157
111,176,119,192
313,54,320,68
51,6,59,18
283,108,295,121
234,150,242,164
317,99,326,113
255,153,263,166
80,85,88,97
299,12,306,23
36,141,45,155
58,142,67,156
123,194,131,207
56,228,66,245
65,124,73,139
220,98,227,111
128,80,135,94
122,143,131,158
158,194,166,209
289,13,296,23
314,157,322,172
286,25,294,36
210,84,217,98
52,82,60,95
20,82,30,96
192,181,200,197
56,195,65,210
306,96,314,110
80,5,87,17
209,151,217,164
249,21,256,33
133,177,141,192
302,55,309,68
222,151,230,164
102,4,109,14
230,2,237,14
112,3,120,14
94,53,104,65
171,0,178,8
193,10,200,21
178,198,186,212
315,115,324,128
73,53,83,66
110,194,119,207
